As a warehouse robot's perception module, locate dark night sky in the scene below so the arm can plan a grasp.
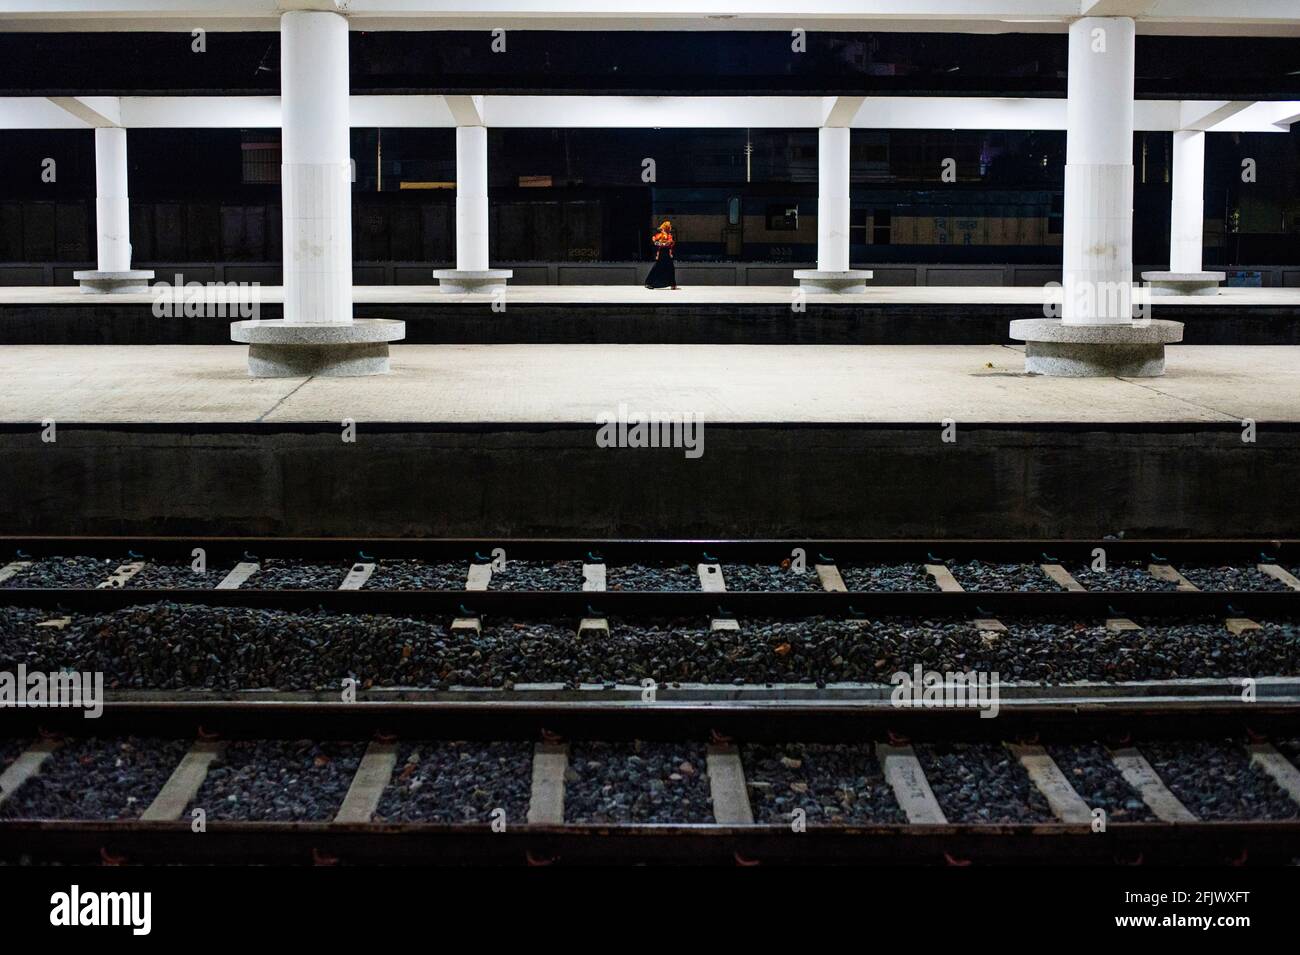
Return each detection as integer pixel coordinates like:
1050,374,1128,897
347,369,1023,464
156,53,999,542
0,31,1297,99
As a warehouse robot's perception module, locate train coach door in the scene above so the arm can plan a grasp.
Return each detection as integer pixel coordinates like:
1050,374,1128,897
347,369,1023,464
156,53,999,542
723,195,743,258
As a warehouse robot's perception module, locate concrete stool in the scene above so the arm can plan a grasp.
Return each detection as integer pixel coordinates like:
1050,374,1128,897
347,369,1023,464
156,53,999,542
230,319,406,377
432,269,513,293
1008,318,1184,377
73,269,154,293
792,270,873,293
1140,271,1225,296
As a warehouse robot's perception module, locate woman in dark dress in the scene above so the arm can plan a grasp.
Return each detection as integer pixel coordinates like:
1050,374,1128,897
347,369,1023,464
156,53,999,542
645,220,678,290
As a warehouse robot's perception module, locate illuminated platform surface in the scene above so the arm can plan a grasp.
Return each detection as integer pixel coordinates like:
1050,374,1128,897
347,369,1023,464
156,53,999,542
2,285,1299,308
0,343,1296,425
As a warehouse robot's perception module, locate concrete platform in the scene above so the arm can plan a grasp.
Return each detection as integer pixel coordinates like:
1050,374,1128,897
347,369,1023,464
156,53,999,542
4,284,1299,308
1,343,1296,424
1,344,1297,539
3,285,1300,347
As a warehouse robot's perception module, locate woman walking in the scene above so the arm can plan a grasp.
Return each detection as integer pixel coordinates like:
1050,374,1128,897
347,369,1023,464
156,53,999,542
645,220,678,290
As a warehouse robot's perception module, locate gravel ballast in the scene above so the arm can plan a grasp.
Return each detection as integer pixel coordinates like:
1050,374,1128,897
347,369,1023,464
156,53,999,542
365,560,466,590
126,562,220,590
916,743,1054,823
1067,563,1178,592
0,737,189,820
4,606,1300,689
840,564,937,591
565,741,713,823
722,564,822,592
607,563,698,591
2,557,125,589
1140,740,1300,821
490,560,583,591
743,743,905,824
947,561,1058,592
1179,565,1291,592
1,738,29,772
247,560,347,590
1047,744,1156,822
375,741,533,824
186,740,364,821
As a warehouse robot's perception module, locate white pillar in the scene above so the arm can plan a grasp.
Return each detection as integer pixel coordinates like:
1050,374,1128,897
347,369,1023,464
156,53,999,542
816,126,850,273
1169,129,1206,273
455,126,489,272
280,10,352,325
94,128,131,273
1062,16,1135,325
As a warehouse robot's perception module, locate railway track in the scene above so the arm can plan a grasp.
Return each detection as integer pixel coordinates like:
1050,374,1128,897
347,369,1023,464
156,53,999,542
2,699,1299,865
3,537,1299,864
3,535,1300,694
3,537,1300,615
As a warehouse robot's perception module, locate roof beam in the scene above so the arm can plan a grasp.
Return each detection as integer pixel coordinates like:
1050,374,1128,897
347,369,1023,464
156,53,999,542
47,96,121,127
0,1,1297,36
0,95,1295,133
443,95,485,126
1271,109,1300,130
1177,100,1252,131
822,96,865,127
1080,0,1159,15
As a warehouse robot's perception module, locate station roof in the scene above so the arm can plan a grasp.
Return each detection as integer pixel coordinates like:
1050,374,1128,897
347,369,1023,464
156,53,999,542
1,1,1298,37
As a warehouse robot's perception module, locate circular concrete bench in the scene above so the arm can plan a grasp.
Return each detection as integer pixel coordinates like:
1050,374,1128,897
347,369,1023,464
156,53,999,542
1008,318,1184,377
432,269,514,293
792,269,873,293
1140,271,1225,296
230,319,406,377
73,269,155,293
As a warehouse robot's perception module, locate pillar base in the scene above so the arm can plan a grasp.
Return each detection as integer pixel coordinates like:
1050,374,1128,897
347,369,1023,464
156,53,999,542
1140,271,1225,296
1008,318,1184,377
230,319,406,378
433,269,513,293
792,269,873,294
73,269,154,293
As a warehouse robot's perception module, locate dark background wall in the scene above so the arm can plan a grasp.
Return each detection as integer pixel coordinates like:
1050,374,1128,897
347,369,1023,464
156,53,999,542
0,29,1296,278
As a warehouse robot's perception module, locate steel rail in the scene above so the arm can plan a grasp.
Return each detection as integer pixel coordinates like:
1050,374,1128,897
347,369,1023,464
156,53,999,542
0,535,1298,562
4,699,1300,866
2,587,1297,618
3,819,1298,866
6,698,1299,741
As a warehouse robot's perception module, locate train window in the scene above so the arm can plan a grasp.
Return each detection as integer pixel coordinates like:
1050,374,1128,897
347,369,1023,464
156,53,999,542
872,209,891,246
766,205,799,231
727,197,740,226
1048,194,1064,235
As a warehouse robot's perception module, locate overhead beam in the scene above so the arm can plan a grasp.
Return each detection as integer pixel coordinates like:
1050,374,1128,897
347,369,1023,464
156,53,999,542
1271,109,1300,130
120,95,281,128
0,94,1294,133
47,96,122,127
1080,0,1158,14
0,1,1297,35
822,95,865,128
443,94,485,126
1178,100,1253,131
